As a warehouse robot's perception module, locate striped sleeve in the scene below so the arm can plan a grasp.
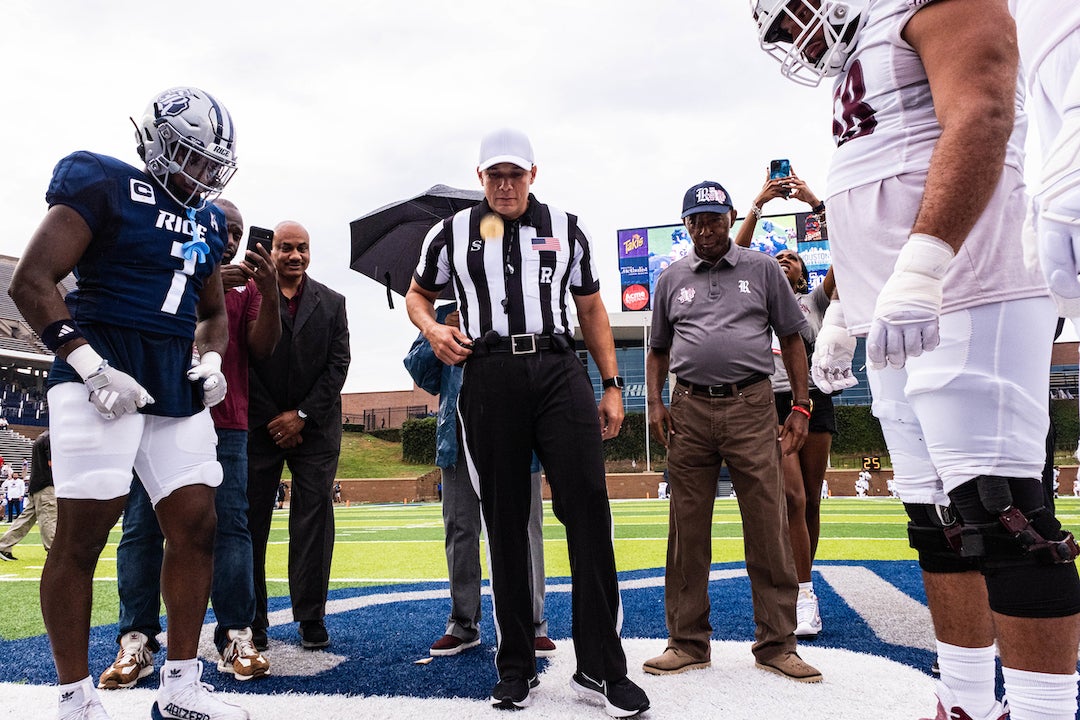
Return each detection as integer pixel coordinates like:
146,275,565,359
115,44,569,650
413,219,451,292
568,215,600,296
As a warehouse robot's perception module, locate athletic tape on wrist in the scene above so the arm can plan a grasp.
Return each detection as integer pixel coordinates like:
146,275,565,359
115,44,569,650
40,319,84,353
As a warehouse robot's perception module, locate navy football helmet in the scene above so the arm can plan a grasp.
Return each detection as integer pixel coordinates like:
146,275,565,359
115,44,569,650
134,87,238,209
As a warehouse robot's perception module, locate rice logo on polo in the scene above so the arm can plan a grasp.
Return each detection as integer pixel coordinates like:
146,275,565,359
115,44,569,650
739,280,751,294
677,287,696,304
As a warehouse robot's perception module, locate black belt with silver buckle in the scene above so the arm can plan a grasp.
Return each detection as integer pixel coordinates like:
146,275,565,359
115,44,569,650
471,332,570,356
675,372,769,398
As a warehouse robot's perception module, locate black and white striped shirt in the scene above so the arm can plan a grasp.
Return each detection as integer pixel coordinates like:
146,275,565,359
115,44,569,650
413,195,600,339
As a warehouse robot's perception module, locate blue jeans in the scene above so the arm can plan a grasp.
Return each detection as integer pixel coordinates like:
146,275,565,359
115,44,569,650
116,428,256,653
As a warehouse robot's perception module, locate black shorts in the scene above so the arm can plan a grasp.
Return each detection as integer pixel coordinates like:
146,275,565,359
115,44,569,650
774,388,836,435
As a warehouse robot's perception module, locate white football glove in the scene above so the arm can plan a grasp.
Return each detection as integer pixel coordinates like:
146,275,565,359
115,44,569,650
867,233,954,369
811,300,858,393
67,344,155,420
187,351,227,408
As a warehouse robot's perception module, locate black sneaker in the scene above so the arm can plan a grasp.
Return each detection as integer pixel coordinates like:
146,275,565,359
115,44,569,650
571,672,650,718
298,620,330,650
490,677,532,710
0,549,14,561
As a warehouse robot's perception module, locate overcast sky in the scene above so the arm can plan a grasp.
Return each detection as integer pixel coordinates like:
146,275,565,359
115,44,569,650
3,1,1051,393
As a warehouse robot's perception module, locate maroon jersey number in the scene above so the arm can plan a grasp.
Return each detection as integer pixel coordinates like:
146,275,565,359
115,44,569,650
833,60,878,147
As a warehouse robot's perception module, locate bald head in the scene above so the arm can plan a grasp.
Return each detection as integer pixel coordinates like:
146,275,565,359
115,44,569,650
215,198,244,262
271,220,310,287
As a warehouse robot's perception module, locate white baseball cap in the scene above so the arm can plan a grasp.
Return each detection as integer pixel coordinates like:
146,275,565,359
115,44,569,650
478,128,534,171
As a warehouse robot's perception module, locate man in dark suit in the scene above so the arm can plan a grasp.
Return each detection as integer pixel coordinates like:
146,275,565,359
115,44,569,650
247,220,350,651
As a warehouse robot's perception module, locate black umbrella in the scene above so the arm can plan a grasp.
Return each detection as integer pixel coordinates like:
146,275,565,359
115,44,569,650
349,184,484,308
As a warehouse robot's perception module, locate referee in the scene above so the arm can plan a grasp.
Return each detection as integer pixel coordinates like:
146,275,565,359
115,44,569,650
406,128,648,718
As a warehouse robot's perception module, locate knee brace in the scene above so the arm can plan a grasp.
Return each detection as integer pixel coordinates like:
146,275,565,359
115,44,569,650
904,502,980,574
950,475,1080,618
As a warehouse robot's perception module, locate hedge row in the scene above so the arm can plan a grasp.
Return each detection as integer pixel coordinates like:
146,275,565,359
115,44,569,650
397,401,1080,464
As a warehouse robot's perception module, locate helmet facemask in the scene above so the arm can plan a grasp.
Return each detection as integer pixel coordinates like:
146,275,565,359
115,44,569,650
752,0,867,87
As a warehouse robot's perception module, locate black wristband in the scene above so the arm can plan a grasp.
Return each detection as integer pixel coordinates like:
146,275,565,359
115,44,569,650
812,201,826,214
40,319,85,353
602,375,625,390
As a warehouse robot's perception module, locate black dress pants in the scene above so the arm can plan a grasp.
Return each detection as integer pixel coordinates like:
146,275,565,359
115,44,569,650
458,348,628,683
247,428,338,629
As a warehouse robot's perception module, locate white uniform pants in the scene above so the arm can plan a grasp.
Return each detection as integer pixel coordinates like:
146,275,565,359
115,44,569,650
867,297,1055,505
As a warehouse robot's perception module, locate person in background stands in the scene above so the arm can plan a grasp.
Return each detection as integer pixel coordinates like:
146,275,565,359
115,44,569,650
0,430,55,560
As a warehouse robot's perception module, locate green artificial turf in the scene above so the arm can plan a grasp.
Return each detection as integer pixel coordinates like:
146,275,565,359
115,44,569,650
2,497,1078,641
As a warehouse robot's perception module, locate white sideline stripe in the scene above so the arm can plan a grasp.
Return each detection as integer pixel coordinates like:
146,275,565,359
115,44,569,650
818,564,936,652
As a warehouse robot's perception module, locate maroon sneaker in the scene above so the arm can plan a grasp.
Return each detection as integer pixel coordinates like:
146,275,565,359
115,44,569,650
430,634,481,657
534,636,557,657
920,685,1008,720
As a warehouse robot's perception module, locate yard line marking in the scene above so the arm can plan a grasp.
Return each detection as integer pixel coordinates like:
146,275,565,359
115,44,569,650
818,564,936,651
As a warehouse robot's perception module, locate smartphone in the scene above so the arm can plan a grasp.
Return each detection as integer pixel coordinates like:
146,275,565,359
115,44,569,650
769,158,792,180
246,226,274,255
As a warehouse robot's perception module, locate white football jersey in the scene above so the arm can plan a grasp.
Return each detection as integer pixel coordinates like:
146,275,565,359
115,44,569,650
1009,0,1080,81
822,0,1047,334
827,0,1027,196
1009,0,1080,156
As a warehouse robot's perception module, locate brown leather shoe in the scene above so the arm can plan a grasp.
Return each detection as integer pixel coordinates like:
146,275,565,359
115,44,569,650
755,651,823,683
642,647,711,675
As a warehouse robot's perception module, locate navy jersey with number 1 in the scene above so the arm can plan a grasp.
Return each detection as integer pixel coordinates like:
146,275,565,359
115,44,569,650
44,151,226,417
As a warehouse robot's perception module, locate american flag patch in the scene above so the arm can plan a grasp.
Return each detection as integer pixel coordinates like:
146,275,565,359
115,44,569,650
531,236,561,252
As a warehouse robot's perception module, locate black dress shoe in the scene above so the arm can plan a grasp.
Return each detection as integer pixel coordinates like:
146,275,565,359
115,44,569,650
298,620,330,649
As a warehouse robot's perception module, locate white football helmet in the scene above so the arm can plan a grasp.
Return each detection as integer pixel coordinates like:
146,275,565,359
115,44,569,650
134,87,238,209
751,0,868,87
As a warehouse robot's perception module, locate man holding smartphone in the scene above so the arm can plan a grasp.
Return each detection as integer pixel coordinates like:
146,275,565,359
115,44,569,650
247,221,350,651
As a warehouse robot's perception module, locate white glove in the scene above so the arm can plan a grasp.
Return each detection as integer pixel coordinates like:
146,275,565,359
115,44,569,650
1036,81,1080,302
187,351,227,408
867,233,954,369
67,344,155,420
1037,197,1080,301
811,300,858,393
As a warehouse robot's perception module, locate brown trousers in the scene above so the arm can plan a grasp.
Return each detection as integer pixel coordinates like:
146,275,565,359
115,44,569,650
663,379,798,662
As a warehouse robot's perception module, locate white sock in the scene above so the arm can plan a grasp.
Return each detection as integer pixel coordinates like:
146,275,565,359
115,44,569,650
57,676,95,712
798,581,815,595
936,641,998,718
161,658,201,687
1001,666,1079,720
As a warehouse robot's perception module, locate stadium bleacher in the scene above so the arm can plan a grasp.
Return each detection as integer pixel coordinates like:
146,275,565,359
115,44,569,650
0,255,76,432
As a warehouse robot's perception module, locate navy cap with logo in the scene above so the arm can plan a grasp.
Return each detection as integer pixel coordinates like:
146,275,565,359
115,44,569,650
681,181,734,218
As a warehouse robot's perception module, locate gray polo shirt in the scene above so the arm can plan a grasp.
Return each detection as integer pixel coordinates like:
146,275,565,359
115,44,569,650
650,243,808,385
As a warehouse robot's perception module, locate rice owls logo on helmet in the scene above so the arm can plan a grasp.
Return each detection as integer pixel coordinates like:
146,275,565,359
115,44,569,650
155,89,195,119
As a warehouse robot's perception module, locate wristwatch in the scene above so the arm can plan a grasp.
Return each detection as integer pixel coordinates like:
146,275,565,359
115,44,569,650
792,398,814,412
602,376,625,391
297,409,308,420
